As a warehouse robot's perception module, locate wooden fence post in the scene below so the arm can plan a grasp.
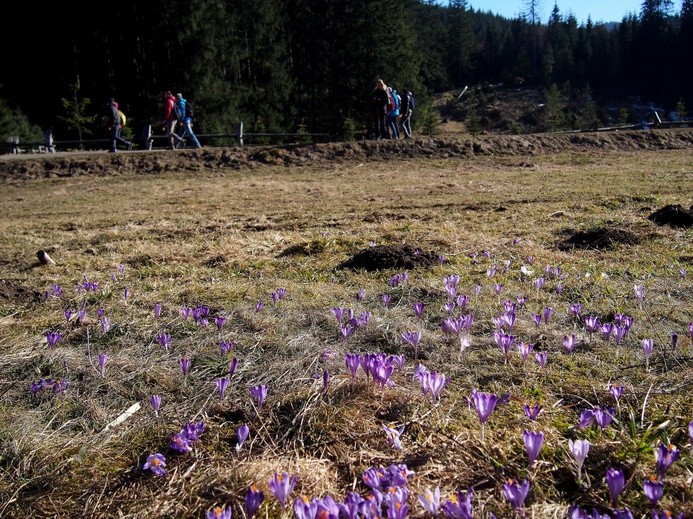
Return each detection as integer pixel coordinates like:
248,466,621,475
236,122,244,146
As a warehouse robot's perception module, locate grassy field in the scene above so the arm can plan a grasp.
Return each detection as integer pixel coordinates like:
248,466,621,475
0,146,692,518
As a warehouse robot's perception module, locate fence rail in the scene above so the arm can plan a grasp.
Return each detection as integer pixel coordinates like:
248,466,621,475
3,122,332,154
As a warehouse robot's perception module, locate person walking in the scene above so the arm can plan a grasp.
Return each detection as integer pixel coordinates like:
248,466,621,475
386,87,400,139
399,89,415,138
107,98,132,152
175,93,202,149
371,79,390,139
161,90,185,149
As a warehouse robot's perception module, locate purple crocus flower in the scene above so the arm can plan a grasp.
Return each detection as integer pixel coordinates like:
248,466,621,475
533,277,545,291
123,287,130,301
535,351,548,370
382,293,392,307
64,309,73,322
99,316,111,334
441,489,474,519
97,352,108,377
634,284,644,302
219,340,234,355
206,505,232,519
169,432,193,453
643,476,664,505
689,420,693,454
543,306,553,323
154,303,162,319
517,342,534,363
671,332,678,349
413,302,425,319
609,384,623,402
383,424,404,450
401,330,422,359
569,439,590,483
345,353,361,381
494,283,504,295
157,332,172,351
417,487,441,515
655,443,680,478
250,384,268,410
356,288,366,301
226,358,237,377
143,453,167,476
642,339,654,369
179,357,191,377
606,468,625,506
236,424,249,451
45,331,62,349
532,313,542,327
216,377,229,400
150,394,161,416
523,404,542,421
472,390,498,441
255,301,263,313
613,324,628,345
245,485,265,519
502,479,530,511
269,472,296,509
215,315,226,332
523,430,544,467
569,303,582,318
563,334,576,353
584,315,600,336
294,496,317,519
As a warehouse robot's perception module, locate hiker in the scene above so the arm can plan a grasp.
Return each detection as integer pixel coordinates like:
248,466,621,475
371,79,390,139
161,90,185,149
175,93,202,149
386,87,400,139
399,89,414,138
107,98,132,152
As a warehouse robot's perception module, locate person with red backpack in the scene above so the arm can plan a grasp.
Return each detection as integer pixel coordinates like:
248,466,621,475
161,90,185,149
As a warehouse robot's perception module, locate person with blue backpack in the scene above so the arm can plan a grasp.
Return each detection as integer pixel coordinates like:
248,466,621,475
399,89,415,138
175,92,202,149
386,87,400,139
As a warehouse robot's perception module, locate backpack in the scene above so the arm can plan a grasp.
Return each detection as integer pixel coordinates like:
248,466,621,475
409,92,415,110
185,102,194,119
387,90,396,112
118,110,127,126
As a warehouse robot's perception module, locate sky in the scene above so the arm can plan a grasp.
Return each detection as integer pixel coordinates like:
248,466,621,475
467,0,684,24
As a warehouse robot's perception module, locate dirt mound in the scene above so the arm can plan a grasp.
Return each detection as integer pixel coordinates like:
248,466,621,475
2,129,693,181
338,244,440,272
0,279,40,305
647,204,693,228
556,227,642,251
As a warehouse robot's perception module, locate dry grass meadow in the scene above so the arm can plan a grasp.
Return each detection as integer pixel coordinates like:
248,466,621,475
0,136,692,518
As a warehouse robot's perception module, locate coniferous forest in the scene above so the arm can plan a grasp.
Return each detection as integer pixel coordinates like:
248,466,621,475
1,0,692,141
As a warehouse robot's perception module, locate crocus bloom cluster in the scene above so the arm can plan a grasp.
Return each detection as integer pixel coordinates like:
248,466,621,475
346,352,402,387
143,453,167,477
388,272,408,286
169,420,205,453
415,365,450,402
579,406,614,431
157,332,172,351
30,377,68,395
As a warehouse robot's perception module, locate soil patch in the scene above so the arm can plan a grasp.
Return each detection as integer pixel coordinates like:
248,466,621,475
337,244,440,272
0,278,41,306
556,227,642,251
647,204,693,228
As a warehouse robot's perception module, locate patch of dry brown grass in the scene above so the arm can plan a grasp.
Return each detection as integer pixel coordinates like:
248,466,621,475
0,148,691,518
